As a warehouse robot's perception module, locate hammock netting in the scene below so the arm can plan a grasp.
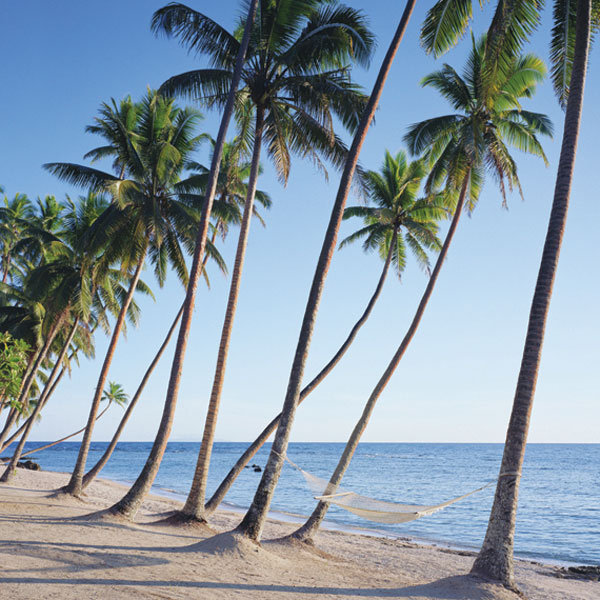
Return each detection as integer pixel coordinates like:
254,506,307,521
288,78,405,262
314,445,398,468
292,461,494,524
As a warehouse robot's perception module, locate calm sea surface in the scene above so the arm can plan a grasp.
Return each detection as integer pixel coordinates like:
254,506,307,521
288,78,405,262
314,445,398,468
17,441,599,565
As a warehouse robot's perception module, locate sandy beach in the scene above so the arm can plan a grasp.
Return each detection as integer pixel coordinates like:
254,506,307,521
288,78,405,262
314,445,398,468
0,468,595,599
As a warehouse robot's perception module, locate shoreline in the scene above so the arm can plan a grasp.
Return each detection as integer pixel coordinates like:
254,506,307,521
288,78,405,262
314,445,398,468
0,467,597,599
7,462,591,570
94,470,590,570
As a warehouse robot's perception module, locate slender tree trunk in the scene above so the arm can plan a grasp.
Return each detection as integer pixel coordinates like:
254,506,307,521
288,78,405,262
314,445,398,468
1,317,80,482
106,0,259,520
3,342,79,455
179,108,265,522
81,302,185,489
64,248,147,497
236,0,417,542
291,174,470,542
0,317,63,449
471,1,591,589
21,403,112,458
205,227,397,515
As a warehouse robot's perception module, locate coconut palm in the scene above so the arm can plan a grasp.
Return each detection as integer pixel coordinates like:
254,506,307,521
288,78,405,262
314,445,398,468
286,35,552,545
0,193,34,284
202,149,444,515
236,0,417,543
81,140,268,492
106,0,373,522
45,90,208,497
0,193,139,482
472,0,597,587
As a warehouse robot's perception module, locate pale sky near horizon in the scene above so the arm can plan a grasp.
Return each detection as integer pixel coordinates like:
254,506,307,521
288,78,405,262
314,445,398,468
1,1,598,444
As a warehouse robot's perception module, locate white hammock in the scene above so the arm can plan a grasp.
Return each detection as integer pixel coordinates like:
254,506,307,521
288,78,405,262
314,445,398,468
285,456,510,525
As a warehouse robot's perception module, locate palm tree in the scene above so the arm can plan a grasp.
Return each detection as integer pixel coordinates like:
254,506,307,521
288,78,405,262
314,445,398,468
236,0,418,543
45,91,206,497
203,149,444,515
472,0,596,587
0,193,34,284
287,35,552,544
0,193,133,481
106,0,373,522
100,0,261,520
82,140,269,492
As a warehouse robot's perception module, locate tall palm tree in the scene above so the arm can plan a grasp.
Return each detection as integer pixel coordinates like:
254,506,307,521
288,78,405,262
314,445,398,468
106,0,373,522
100,0,261,519
0,193,33,284
288,35,552,544
203,149,444,515
80,143,260,491
45,91,206,496
236,0,418,543
0,194,133,480
472,0,597,587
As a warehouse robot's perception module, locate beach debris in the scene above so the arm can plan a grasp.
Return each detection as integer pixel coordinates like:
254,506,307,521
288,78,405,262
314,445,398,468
556,565,600,581
17,460,41,471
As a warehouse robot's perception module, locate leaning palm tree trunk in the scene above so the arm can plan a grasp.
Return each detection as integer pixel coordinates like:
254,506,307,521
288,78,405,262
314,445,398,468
21,402,113,458
1,317,80,482
204,228,397,515
290,174,470,542
106,0,259,520
178,109,265,522
65,249,147,497
81,302,185,489
471,1,591,589
0,317,63,450
237,0,417,542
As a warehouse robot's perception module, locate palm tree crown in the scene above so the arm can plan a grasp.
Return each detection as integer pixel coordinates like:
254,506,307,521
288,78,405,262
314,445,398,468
153,0,375,182
341,150,444,276
405,35,553,209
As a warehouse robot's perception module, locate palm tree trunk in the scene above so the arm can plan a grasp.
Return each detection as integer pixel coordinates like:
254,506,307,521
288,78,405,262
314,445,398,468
3,341,82,455
21,402,112,458
179,108,265,522
81,302,185,489
106,0,259,520
471,1,591,589
291,173,470,542
236,0,417,542
1,317,80,483
0,317,63,449
64,248,147,497
205,227,397,515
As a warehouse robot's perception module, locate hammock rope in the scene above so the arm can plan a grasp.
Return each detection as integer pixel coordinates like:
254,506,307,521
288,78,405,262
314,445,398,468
280,453,519,525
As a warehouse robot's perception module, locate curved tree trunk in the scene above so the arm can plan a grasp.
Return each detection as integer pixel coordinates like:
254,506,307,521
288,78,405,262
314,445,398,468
1,317,80,482
81,302,185,489
0,364,65,455
106,0,259,520
236,0,417,542
0,317,63,449
20,402,112,458
204,227,397,515
64,248,147,497
179,108,265,522
290,173,470,542
471,1,591,589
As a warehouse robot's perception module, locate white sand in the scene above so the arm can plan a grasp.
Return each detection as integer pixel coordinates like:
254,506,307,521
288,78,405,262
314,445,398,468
0,468,596,599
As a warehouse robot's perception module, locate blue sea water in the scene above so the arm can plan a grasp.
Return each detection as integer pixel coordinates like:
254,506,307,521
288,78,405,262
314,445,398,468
17,441,599,565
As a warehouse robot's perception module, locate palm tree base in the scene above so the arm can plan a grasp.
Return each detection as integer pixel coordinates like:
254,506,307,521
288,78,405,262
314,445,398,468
186,530,263,557
470,555,520,594
151,510,214,532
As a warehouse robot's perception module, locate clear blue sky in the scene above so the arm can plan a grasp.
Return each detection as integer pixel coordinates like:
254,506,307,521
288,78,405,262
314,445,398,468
1,1,598,443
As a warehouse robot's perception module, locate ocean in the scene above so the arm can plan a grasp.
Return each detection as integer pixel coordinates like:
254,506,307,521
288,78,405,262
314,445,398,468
17,441,599,566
